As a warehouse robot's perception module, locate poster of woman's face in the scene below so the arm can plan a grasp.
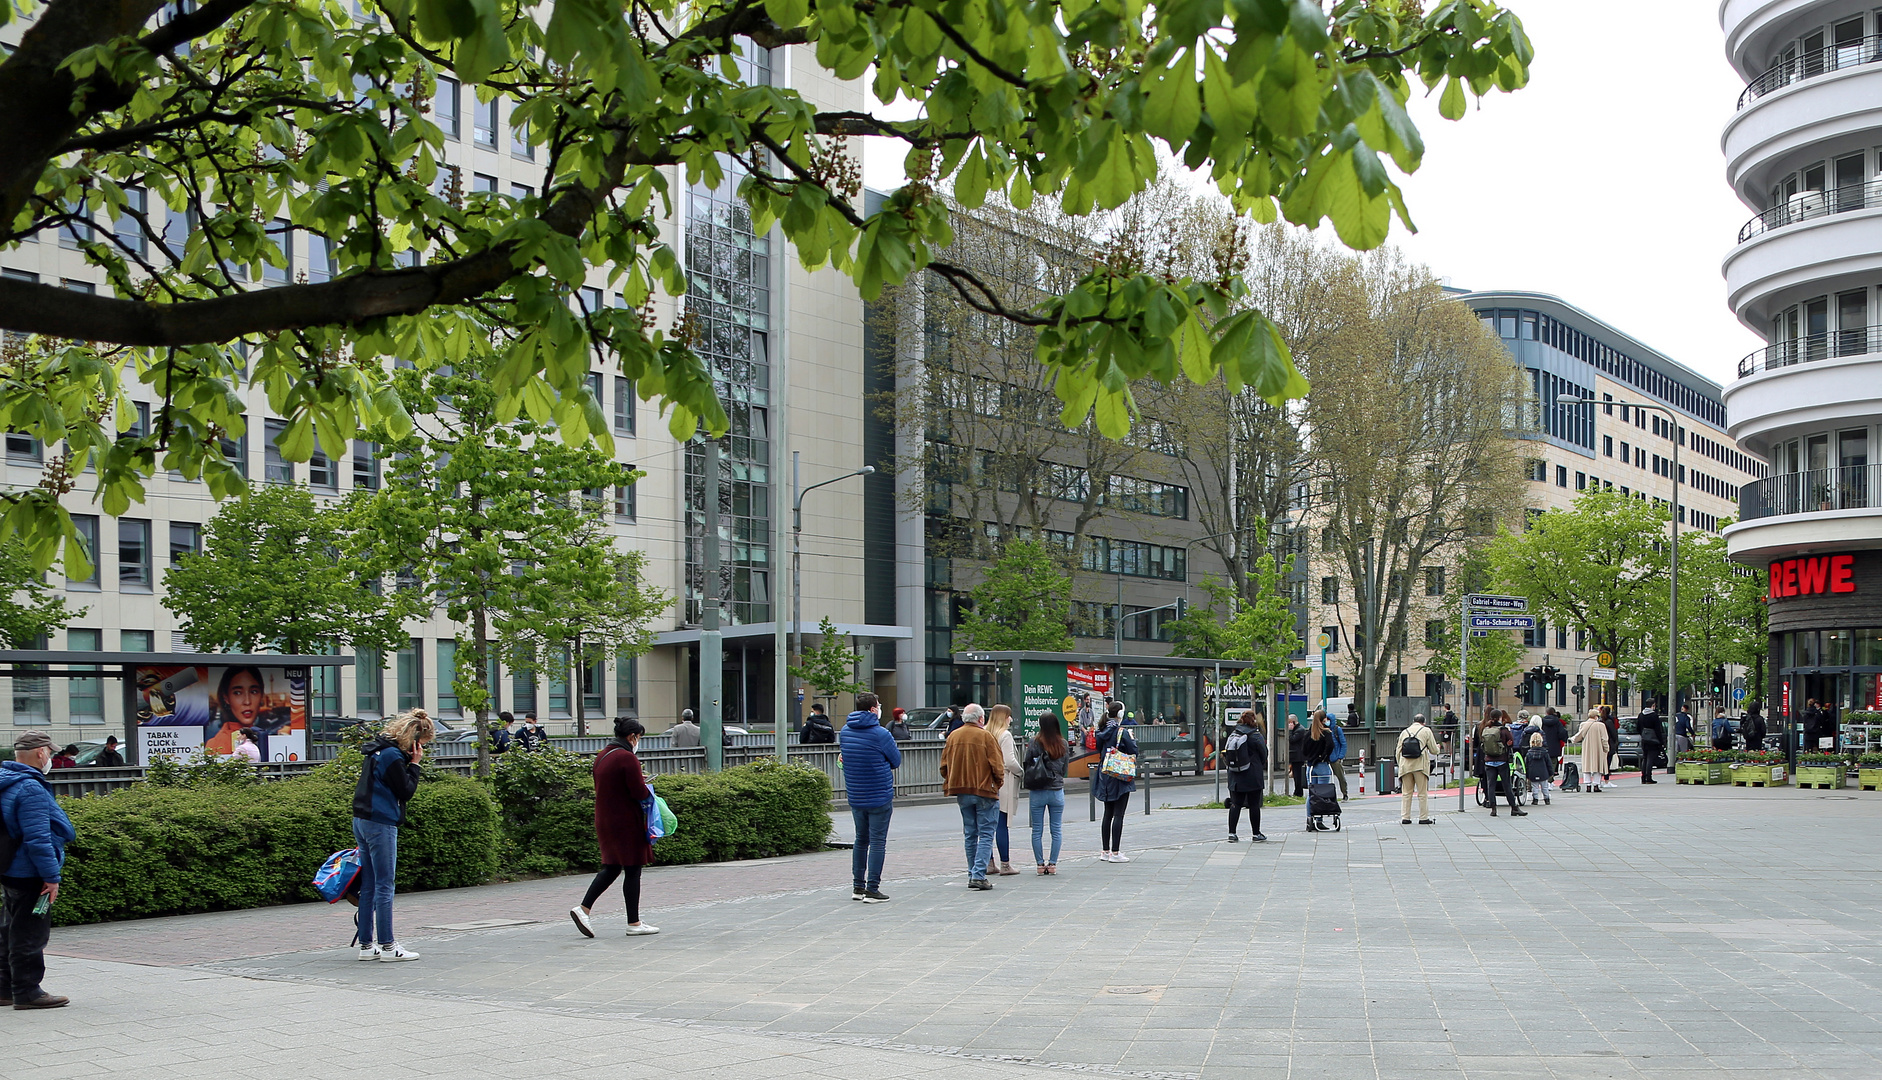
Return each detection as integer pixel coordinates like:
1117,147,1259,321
135,665,308,763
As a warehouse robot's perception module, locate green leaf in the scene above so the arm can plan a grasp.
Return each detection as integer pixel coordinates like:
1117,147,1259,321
1439,76,1467,120
1143,50,1203,146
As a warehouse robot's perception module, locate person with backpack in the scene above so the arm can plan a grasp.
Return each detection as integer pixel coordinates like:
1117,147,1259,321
800,704,838,745
840,693,900,904
1476,710,1524,817
514,712,548,752
1223,709,1268,843
0,731,76,1009
1523,731,1552,806
571,716,660,937
352,709,435,962
1710,708,1733,751
885,708,912,741
1022,713,1071,874
1092,703,1139,862
1742,703,1767,752
1396,713,1439,825
1301,712,1337,831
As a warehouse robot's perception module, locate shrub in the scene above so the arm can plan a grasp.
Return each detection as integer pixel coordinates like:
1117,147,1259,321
489,747,597,876
650,758,833,866
53,774,499,926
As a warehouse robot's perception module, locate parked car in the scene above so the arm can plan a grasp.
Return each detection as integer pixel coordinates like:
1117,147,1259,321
907,707,953,731
1617,715,1640,768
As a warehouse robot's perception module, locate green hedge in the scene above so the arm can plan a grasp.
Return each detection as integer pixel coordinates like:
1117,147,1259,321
52,775,498,927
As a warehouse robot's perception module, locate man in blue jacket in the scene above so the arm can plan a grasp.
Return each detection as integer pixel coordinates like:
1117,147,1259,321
0,731,76,1010
840,692,900,904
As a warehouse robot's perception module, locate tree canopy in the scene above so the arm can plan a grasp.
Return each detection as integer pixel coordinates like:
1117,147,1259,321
0,0,1530,573
956,539,1074,652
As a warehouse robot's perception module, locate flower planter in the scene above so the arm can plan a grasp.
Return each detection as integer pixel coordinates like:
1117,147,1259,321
1674,761,1730,785
1795,765,1848,790
1862,769,1882,792
1731,763,1788,787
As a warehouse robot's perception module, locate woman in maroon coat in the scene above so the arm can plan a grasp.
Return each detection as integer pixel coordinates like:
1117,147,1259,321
569,717,659,937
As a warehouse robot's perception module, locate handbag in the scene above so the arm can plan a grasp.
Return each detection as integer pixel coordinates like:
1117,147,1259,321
1022,747,1055,790
1101,745,1138,780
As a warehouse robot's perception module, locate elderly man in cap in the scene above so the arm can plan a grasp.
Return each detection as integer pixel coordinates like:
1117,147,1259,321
0,731,76,1009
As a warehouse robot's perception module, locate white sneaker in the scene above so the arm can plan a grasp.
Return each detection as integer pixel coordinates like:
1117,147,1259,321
1099,852,1115,862
624,923,660,936
357,944,381,962
379,943,420,962
1111,853,1131,863
569,906,595,938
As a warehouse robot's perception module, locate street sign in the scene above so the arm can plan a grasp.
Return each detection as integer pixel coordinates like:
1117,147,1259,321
1469,614,1536,630
1467,594,1528,612
1734,687,1747,702
1596,651,1614,668
1469,630,1490,638
1591,667,1616,681
1733,675,1745,691
1315,632,1332,650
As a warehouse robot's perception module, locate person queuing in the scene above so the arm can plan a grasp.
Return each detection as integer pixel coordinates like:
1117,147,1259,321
987,705,1024,878
1572,711,1611,793
1023,714,1070,874
669,709,701,748
1540,709,1571,790
1742,703,1768,752
885,708,912,741
1523,731,1552,806
1092,703,1139,862
514,712,549,752
840,693,900,904
1599,706,1620,787
352,709,434,962
48,745,78,770
1301,712,1335,831
0,731,76,1010
1223,709,1267,843
939,703,1003,890
570,716,660,937
1637,704,1665,783
1286,717,1306,797
96,735,125,768
1476,710,1524,817
1396,712,1439,826
800,704,838,745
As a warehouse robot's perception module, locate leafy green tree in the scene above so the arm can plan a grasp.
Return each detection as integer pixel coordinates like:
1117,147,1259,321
1633,526,1768,705
1171,551,1299,691
0,0,1531,571
357,359,632,771
1422,553,1526,718
0,541,85,648
956,540,1074,652
1485,488,1669,677
496,518,669,736
162,484,415,654
791,616,868,704
1168,577,1238,660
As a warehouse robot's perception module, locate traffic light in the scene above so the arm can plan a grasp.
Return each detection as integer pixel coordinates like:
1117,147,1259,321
1175,597,1188,622
1711,667,1726,696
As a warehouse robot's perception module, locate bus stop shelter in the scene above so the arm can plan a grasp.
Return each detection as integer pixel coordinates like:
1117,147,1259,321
0,651,353,765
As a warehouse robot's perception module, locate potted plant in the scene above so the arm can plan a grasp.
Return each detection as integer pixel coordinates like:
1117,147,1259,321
1797,751,1852,789
1675,748,1734,785
1731,749,1789,787
1860,753,1882,791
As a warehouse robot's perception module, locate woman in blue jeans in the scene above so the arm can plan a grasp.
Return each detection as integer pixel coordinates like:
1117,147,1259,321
1024,714,1071,873
350,709,434,962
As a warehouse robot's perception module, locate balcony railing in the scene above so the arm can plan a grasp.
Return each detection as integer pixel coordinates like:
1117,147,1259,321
1739,324,1882,376
1740,465,1880,521
1739,34,1882,109
1738,180,1882,242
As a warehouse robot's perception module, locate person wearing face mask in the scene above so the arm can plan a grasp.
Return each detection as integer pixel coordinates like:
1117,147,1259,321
0,731,76,1009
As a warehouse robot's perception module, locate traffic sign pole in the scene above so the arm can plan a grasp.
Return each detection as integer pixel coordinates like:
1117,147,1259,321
1459,594,1469,813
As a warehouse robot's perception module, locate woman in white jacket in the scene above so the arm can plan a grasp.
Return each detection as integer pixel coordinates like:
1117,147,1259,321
1570,713,1611,792
987,705,1025,876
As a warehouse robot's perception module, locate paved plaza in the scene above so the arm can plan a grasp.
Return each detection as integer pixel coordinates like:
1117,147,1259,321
14,777,1882,1079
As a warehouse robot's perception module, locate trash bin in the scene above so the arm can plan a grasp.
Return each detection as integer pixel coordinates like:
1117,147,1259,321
1375,758,1396,794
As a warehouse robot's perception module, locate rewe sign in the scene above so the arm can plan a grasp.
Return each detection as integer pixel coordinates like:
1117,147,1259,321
1766,554,1856,600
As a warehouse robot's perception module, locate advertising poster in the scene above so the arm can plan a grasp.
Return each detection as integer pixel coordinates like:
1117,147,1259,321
135,664,308,763
1018,661,1113,744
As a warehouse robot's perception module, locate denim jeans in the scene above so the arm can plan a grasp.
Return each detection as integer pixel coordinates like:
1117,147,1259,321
352,817,399,946
955,795,999,880
849,803,893,891
1028,788,1064,865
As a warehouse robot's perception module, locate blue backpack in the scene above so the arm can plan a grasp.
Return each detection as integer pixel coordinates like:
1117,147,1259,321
313,847,361,904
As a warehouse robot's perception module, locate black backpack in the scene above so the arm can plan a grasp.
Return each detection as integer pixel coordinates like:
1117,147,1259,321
1224,729,1254,772
1400,729,1424,759
0,791,19,872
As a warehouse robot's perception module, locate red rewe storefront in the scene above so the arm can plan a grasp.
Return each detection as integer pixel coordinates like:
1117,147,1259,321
1765,549,1882,761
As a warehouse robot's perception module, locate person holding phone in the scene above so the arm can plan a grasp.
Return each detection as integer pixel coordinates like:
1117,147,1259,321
0,731,75,1009
351,709,434,962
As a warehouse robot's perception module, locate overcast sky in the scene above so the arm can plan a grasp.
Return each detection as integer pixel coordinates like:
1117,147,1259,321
859,0,1765,388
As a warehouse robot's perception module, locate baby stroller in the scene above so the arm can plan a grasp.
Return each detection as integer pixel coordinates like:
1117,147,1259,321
1305,763,1341,832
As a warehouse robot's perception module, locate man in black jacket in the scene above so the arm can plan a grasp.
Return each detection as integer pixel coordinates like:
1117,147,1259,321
1742,704,1767,752
1286,718,1306,797
1539,710,1571,789
800,704,838,745
1637,706,1665,783
1223,710,1268,843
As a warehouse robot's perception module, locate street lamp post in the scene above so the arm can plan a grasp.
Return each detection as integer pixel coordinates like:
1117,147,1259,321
1560,393,1681,735
780,452,874,762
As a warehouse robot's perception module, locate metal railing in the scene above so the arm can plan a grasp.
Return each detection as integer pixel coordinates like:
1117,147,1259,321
1739,179,1882,242
1740,464,1882,521
1738,34,1882,109
1739,324,1882,376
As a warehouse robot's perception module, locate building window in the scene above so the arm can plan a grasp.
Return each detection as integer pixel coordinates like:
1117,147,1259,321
1575,472,1586,491
396,639,422,711
67,627,103,724
1320,626,1339,653
473,96,497,147
614,483,636,521
513,655,536,718
68,515,100,588
119,518,152,589
309,444,337,490
115,187,147,257
1526,458,1546,482
120,629,153,652
221,422,248,478
1424,619,1444,646
1555,465,1568,488
436,639,459,714
262,419,293,483
510,114,534,159
615,653,638,714
1603,435,1613,457
1423,566,1445,596
472,171,497,194
435,75,460,139
1321,576,1339,604
169,522,199,564
614,376,635,435
356,647,383,718
261,219,291,284
1556,625,1568,650
548,647,570,716
1425,673,1445,700
353,441,380,490
306,234,337,283
5,433,41,462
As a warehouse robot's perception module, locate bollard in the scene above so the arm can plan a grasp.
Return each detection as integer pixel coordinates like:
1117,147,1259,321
1358,751,1367,796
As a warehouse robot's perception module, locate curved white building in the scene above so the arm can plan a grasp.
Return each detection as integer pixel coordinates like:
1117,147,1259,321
1721,0,1882,734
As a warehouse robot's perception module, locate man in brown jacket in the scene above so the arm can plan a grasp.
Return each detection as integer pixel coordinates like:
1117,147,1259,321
939,703,1004,889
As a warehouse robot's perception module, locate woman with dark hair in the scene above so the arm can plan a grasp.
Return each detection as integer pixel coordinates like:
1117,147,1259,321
571,716,658,937
1024,713,1070,874
212,666,269,756
1092,701,1138,862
